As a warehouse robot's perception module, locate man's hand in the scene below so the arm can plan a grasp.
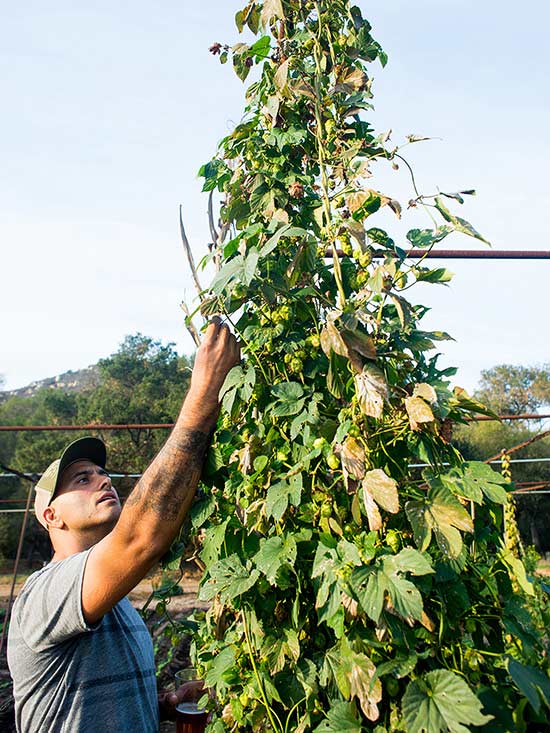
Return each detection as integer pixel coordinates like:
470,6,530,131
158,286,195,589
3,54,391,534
158,680,205,722
184,317,241,427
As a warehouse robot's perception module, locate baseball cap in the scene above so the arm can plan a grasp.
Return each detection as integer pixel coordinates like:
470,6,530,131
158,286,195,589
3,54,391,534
34,437,107,529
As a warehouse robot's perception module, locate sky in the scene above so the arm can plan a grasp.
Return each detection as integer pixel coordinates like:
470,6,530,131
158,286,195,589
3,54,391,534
1,0,549,393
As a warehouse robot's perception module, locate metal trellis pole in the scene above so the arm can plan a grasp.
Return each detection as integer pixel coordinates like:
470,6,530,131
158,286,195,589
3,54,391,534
0,474,36,655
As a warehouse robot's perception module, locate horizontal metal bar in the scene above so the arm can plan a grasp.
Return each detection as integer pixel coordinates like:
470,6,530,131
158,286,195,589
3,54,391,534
0,424,174,432
3,414,549,432
0,472,143,479
332,249,550,260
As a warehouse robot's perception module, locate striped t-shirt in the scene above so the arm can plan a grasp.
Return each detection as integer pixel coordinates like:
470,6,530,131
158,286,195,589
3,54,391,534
7,549,159,732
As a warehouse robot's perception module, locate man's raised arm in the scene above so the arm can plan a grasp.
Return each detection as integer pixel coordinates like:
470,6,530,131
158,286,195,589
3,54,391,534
82,319,239,623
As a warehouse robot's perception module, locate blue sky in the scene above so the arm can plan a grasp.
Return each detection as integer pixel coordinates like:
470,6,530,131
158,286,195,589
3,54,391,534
1,1,549,392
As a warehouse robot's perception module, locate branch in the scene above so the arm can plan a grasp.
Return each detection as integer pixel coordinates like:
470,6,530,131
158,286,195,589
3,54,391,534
179,205,203,298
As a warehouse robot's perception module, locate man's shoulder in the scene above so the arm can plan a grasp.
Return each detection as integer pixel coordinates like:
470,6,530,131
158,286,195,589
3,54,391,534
15,550,91,608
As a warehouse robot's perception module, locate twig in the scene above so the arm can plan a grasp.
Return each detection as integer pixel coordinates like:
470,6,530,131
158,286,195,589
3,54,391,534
180,302,202,348
208,191,219,248
179,205,203,298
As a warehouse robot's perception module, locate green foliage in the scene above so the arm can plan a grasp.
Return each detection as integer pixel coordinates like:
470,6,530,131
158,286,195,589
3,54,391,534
475,364,550,416
180,2,550,731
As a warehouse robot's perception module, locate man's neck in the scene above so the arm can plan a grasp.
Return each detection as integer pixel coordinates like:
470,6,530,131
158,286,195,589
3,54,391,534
51,527,112,562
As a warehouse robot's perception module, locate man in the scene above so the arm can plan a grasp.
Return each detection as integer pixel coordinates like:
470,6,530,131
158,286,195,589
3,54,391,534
7,319,240,732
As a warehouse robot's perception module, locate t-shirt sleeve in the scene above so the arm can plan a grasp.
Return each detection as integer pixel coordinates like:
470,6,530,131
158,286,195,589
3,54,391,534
14,549,101,651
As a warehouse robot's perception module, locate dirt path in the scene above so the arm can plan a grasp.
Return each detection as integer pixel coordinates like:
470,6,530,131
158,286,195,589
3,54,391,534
0,569,202,613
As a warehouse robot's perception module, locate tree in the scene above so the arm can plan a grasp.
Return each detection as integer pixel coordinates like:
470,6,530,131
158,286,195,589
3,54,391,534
455,364,550,554
175,3,550,732
78,334,192,473
475,364,550,416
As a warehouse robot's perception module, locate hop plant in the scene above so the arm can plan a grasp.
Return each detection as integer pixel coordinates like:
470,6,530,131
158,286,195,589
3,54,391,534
172,2,550,731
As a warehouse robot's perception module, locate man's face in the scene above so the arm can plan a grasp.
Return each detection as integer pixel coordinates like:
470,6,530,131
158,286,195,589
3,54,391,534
50,459,122,534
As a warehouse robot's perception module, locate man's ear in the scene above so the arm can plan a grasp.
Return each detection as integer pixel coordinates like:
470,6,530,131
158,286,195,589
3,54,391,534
43,504,65,530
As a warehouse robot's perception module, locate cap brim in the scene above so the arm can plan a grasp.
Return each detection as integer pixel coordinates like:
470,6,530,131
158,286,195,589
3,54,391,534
56,437,107,492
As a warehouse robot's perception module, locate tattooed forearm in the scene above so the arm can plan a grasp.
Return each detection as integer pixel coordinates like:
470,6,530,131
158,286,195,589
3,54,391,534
124,428,211,521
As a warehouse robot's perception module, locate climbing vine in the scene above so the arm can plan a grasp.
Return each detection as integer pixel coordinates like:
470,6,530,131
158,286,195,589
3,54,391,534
173,2,550,731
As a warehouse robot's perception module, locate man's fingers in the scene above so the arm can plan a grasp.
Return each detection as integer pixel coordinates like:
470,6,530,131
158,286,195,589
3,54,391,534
203,317,223,342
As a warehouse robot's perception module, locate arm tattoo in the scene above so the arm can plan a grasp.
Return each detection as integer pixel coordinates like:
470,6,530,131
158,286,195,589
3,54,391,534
125,428,211,521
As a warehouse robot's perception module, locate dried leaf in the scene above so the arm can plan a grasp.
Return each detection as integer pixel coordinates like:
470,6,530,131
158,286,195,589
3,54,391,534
332,67,370,95
320,321,347,358
405,395,435,431
335,436,366,481
355,365,388,419
341,328,376,360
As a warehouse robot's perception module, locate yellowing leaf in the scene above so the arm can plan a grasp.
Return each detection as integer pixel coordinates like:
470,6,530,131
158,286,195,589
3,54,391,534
332,638,382,722
413,383,437,404
405,395,435,430
274,58,290,92
260,0,284,26
355,365,388,419
362,469,399,531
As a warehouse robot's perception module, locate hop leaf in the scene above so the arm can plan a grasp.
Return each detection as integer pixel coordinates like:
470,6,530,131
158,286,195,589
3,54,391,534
402,669,493,733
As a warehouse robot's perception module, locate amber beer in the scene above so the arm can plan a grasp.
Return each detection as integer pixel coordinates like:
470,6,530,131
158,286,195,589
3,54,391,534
175,701,208,733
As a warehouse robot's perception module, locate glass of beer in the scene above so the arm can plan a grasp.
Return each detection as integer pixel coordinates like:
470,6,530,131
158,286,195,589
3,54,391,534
174,668,208,733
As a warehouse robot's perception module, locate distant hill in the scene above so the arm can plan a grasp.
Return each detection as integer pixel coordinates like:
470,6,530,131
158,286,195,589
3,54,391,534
0,365,101,401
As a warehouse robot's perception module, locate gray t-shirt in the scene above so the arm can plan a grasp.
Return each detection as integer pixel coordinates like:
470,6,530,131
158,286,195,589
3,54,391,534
7,549,159,733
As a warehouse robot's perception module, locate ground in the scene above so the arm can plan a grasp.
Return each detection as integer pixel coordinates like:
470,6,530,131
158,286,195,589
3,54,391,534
0,566,204,733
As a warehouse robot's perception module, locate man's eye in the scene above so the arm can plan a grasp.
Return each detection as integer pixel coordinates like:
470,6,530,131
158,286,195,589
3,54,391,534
78,477,88,483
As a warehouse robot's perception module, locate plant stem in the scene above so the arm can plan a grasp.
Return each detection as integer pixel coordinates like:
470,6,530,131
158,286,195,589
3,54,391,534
242,608,284,733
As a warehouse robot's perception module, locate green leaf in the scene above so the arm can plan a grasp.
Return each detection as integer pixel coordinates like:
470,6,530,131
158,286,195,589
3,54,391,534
254,534,297,585
272,381,304,401
262,628,300,673
435,196,490,245
266,475,303,522
506,657,550,714
406,226,453,248
250,35,270,60
313,701,361,733
204,646,236,688
415,267,454,284
351,548,432,624
402,669,493,733
463,461,509,504
199,554,259,602
253,455,268,473
440,461,509,505
406,483,473,559
190,494,216,529
199,517,229,566
243,247,260,285
500,548,535,596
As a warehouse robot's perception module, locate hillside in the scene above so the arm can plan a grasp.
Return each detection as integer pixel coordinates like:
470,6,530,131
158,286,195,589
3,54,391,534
0,365,100,402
